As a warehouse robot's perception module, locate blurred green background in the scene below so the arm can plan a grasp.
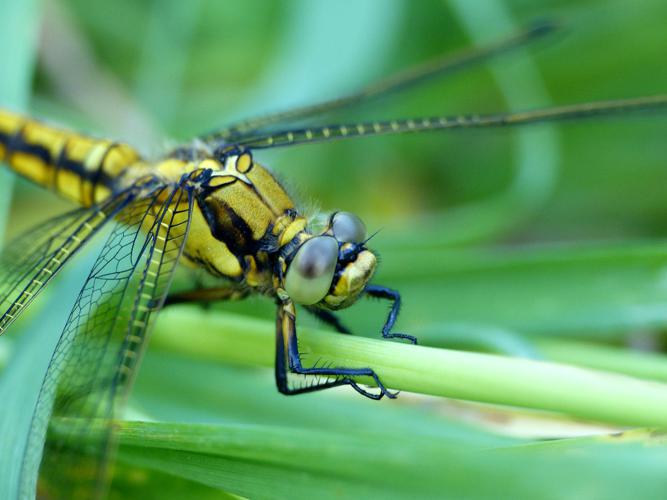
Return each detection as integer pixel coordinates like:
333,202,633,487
1,0,667,498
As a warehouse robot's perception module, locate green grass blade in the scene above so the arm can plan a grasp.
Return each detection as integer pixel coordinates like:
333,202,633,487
0,0,41,497
152,306,667,427
60,419,667,500
0,0,40,237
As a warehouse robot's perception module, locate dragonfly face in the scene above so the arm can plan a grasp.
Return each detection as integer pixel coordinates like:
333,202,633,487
280,211,377,309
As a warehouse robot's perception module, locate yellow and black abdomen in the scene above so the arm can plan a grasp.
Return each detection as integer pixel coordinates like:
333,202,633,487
0,109,142,206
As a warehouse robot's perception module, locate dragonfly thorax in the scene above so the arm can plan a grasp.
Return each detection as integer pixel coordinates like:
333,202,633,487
178,152,298,285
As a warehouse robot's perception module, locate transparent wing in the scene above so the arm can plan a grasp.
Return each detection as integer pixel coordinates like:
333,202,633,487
230,95,667,151
200,21,556,144
0,188,140,336
19,183,193,499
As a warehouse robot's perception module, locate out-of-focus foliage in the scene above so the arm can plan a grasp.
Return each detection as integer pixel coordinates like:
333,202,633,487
1,0,667,498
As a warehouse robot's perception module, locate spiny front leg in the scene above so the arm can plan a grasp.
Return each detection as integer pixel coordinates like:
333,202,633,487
275,300,396,399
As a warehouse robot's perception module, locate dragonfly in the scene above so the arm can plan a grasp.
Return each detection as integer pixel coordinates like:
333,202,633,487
0,21,666,498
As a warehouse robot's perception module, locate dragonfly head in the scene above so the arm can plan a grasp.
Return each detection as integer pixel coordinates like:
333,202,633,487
281,212,376,309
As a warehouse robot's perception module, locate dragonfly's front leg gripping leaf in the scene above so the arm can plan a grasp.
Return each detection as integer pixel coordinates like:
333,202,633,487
275,299,397,400
365,284,418,344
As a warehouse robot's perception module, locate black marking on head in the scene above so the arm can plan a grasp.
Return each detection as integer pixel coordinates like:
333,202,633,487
330,242,366,291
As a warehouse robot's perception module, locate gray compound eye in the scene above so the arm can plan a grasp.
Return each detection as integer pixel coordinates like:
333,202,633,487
331,212,366,243
284,236,338,305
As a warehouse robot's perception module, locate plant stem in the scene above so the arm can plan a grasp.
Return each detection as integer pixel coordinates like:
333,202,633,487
153,306,667,428
537,338,667,383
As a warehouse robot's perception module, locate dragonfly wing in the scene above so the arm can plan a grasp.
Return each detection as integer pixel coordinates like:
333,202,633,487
0,188,141,336
229,95,667,151
19,183,193,499
200,22,557,144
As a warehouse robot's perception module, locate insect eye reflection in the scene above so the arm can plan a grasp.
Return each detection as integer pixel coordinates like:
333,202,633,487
331,212,366,243
284,236,338,305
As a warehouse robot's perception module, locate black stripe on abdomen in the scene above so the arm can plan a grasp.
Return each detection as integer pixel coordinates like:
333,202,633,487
0,130,10,161
10,130,114,187
54,144,95,183
9,134,53,166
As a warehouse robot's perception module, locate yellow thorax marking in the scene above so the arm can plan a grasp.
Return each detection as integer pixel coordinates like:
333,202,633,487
200,151,254,186
275,216,307,248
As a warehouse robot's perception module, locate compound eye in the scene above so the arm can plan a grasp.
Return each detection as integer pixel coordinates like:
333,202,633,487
284,236,338,305
332,212,366,243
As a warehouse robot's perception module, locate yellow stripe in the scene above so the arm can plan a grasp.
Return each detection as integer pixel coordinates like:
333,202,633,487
11,151,55,186
0,110,23,137
0,109,143,207
0,110,25,163
21,121,68,187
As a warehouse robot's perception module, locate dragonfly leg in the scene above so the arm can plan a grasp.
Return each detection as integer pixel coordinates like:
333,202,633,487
165,285,250,306
276,300,397,399
365,284,418,344
304,306,352,334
